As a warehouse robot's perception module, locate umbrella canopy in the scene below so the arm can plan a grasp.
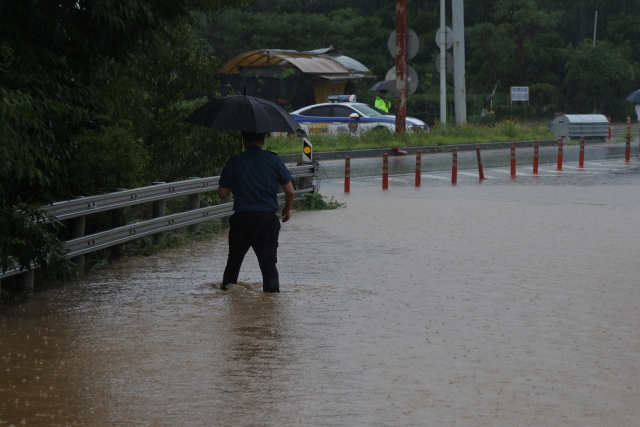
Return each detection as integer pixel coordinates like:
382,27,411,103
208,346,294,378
185,95,301,134
625,89,640,103
369,81,387,92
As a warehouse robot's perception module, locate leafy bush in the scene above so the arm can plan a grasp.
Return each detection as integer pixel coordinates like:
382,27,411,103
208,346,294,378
295,193,345,211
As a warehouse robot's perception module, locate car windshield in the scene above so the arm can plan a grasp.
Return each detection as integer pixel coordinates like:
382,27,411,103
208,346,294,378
351,104,385,117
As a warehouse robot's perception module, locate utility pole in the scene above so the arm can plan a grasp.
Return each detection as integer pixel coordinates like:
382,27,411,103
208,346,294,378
452,0,467,124
395,0,407,133
439,0,446,125
593,10,598,46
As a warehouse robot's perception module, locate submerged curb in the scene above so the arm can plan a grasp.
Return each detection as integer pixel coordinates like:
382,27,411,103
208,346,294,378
279,138,576,163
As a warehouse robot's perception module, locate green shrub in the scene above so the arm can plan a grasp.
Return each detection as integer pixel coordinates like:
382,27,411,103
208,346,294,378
295,193,345,211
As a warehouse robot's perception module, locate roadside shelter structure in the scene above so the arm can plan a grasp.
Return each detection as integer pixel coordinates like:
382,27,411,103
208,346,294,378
216,47,371,110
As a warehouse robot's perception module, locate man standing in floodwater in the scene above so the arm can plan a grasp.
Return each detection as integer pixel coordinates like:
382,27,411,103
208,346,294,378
218,131,295,293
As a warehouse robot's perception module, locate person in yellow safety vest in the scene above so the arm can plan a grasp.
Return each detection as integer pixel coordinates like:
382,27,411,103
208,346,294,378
375,90,392,113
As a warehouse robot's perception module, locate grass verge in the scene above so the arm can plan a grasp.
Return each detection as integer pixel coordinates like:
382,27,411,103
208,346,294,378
265,121,551,154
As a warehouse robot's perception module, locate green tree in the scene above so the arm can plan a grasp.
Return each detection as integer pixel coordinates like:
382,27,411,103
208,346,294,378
0,0,246,275
563,41,635,116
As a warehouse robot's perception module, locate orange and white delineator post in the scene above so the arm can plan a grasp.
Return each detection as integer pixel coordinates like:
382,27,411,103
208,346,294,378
476,146,486,181
510,141,516,178
415,150,421,187
625,129,631,163
451,148,458,185
579,136,585,168
557,137,563,171
344,156,351,193
382,153,389,190
533,140,539,175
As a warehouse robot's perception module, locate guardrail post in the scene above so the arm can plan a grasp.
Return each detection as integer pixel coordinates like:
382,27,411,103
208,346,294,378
70,215,86,274
187,177,201,234
152,182,167,242
17,270,35,289
111,188,128,256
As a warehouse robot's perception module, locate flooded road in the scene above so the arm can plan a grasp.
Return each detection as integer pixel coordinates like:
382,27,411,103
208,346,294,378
2,152,640,426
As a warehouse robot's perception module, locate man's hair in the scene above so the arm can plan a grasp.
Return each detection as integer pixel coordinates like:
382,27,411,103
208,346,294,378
241,131,267,144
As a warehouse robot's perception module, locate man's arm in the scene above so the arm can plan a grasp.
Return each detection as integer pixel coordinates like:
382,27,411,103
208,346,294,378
218,186,231,200
281,181,295,223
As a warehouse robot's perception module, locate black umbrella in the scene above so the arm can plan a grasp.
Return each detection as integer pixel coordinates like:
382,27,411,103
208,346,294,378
369,81,387,92
185,90,301,134
625,89,640,103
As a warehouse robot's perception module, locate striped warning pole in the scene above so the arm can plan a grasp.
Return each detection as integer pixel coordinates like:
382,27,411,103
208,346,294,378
625,129,631,163
344,156,351,193
476,146,486,181
510,141,516,178
578,136,585,168
556,137,563,171
382,153,389,190
415,150,421,187
451,148,458,185
533,140,539,175
607,116,612,141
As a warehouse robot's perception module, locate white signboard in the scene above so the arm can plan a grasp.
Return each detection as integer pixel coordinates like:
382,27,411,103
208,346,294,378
510,86,529,102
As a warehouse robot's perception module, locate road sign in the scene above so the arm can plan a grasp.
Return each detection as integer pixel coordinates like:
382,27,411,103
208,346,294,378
435,51,453,74
435,26,453,49
384,65,419,98
388,28,420,61
302,138,312,163
510,86,529,102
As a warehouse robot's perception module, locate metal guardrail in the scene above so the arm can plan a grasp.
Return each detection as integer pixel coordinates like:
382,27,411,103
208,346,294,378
65,189,313,258
43,165,316,221
1,164,317,282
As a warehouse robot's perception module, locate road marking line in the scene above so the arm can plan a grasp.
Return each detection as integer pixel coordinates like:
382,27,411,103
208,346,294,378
422,174,450,180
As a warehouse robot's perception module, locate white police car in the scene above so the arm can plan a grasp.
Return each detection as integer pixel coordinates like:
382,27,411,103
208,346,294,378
290,95,428,136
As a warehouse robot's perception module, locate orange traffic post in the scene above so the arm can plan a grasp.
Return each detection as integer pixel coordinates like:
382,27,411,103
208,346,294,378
344,156,351,193
607,116,612,141
510,141,516,178
451,148,458,185
415,150,421,187
578,136,585,168
556,137,563,171
475,146,486,181
625,130,631,163
533,140,539,175
382,153,389,190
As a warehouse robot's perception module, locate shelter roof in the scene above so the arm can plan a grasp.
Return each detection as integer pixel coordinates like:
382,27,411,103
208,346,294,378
218,48,370,76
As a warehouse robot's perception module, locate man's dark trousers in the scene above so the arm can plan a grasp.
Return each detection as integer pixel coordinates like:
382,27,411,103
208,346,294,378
222,212,281,292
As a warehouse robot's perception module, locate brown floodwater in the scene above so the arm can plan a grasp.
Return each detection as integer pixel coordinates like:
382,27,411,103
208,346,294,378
2,160,640,426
